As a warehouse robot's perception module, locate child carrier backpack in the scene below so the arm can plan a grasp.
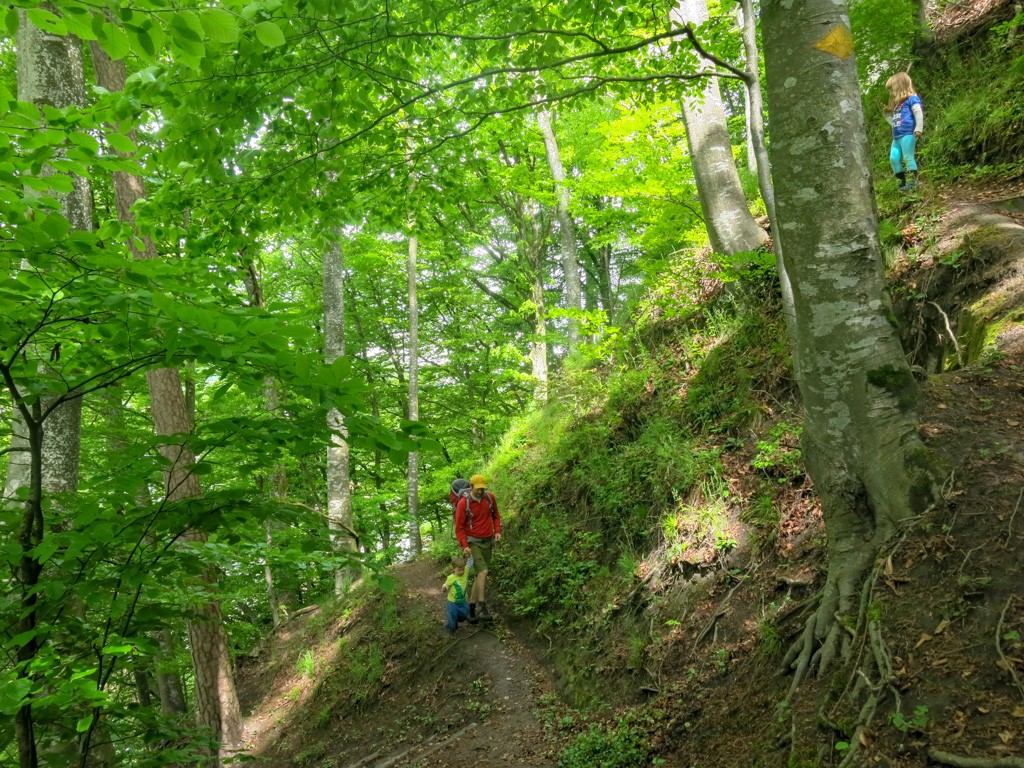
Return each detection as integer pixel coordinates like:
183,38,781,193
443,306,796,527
449,478,496,530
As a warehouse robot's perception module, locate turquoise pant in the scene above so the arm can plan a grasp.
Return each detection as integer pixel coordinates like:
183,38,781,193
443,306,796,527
889,135,918,174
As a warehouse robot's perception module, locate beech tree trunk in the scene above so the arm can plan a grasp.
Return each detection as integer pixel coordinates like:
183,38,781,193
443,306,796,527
323,236,359,586
91,44,243,764
536,110,582,351
7,14,92,768
406,230,423,555
736,1,759,178
240,254,287,625
671,0,768,255
737,0,798,334
155,629,189,716
762,0,939,683
515,201,551,402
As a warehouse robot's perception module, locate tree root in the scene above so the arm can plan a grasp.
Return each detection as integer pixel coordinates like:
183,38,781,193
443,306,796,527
995,596,1024,702
782,518,924,761
928,749,1024,767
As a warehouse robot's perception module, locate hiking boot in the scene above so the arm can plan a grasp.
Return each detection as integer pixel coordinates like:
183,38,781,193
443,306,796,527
478,602,493,622
468,603,478,625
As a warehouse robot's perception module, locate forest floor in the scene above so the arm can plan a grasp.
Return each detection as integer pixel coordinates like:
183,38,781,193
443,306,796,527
234,182,1024,768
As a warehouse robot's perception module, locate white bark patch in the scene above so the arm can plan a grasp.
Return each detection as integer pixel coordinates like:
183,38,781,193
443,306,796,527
784,76,798,88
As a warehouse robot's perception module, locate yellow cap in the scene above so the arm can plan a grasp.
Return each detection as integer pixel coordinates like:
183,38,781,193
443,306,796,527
470,474,487,489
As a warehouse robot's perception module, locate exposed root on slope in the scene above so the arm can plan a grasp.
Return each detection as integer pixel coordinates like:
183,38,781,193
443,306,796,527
781,519,925,765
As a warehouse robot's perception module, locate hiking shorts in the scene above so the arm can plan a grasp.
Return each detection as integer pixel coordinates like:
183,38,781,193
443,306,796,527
468,537,493,572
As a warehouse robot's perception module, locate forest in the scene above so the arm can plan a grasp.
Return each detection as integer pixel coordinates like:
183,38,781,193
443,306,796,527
1,0,1023,766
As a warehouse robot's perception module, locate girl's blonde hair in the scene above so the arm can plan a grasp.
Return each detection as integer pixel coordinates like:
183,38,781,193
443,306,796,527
885,72,916,112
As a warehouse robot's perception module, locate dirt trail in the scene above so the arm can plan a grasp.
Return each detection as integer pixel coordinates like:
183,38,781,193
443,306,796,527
346,560,560,768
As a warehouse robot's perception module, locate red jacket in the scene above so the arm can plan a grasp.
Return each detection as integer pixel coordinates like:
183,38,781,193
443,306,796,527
455,491,501,548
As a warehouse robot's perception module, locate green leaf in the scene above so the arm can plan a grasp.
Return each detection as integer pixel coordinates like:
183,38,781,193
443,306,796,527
96,22,132,61
5,6,19,35
201,9,240,43
61,6,97,41
0,677,31,715
254,20,285,48
170,11,204,43
31,535,60,565
126,25,155,58
105,132,136,154
26,7,65,35
101,644,133,656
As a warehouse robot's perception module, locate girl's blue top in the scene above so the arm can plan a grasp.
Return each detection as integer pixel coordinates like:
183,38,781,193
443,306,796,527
889,94,922,137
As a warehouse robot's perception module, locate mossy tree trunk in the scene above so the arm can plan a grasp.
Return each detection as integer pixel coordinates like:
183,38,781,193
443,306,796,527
761,0,941,682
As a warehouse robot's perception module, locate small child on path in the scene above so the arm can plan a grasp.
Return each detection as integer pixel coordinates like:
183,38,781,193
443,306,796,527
442,556,471,634
884,72,924,191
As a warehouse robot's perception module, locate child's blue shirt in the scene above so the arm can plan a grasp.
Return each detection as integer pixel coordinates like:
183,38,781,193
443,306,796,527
890,94,922,137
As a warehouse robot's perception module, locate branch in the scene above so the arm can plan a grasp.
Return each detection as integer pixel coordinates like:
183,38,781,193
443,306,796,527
927,300,963,368
679,24,749,82
928,750,1024,768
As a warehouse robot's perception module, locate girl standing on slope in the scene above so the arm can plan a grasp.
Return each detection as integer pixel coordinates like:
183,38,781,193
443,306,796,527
884,72,924,191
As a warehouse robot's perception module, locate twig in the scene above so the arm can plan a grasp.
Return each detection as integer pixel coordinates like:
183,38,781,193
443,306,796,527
693,609,725,650
928,748,1024,767
995,596,1024,702
1005,488,1023,547
927,301,964,368
942,469,958,500
958,543,986,576
691,566,754,652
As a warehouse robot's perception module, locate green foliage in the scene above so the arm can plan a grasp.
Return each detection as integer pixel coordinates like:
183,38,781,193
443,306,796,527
758,618,784,659
891,705,929,733
499,515,603,630
558,712,653,768
680,297,789,434
752,422,804,481
850,0,918,80
920,41,1024,176
297,649,316,678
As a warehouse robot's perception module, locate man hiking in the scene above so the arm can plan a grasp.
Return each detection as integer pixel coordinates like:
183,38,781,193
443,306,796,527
454,474,501,623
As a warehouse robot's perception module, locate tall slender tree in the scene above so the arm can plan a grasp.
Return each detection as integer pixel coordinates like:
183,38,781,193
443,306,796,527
323,236,358,590
406,222,423,554
7,13,93,767
537,110,583,351
671,0,768,255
